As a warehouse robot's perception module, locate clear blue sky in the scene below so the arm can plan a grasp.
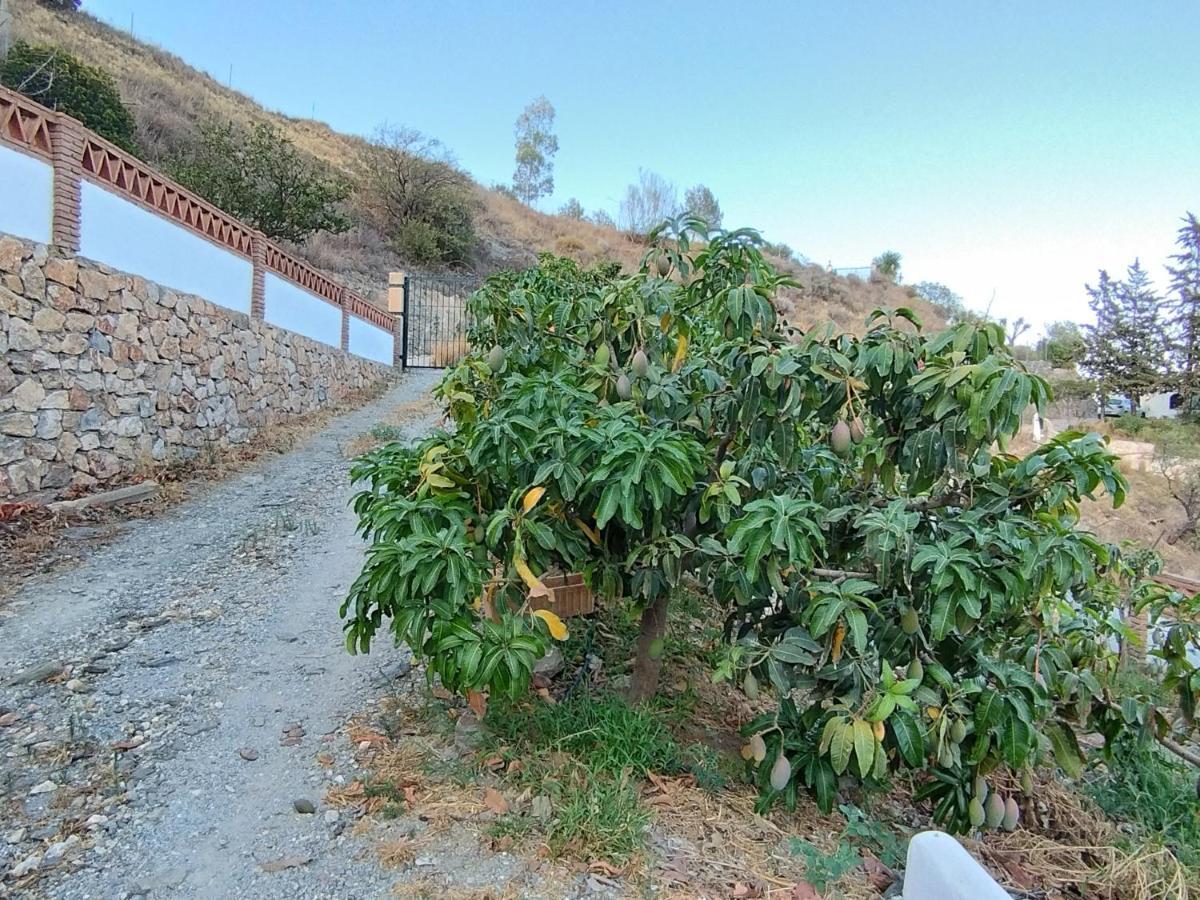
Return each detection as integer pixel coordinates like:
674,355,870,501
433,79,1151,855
85,0,1200,336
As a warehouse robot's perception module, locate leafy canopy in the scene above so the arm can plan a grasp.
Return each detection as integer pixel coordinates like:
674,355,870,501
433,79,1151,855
0,41,136,153
169,120,350,244
344,217,1189,833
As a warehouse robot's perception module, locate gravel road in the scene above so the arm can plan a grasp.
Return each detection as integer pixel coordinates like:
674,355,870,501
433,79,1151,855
0,371,442,899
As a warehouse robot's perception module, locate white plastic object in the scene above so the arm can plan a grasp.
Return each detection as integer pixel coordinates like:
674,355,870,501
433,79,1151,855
902,830,1011,900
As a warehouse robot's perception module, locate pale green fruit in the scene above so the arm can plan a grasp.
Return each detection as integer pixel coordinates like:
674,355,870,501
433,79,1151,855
749,733,767,763
631,349,649,379
973,775,989,803
849,416,866,444
769,753,792,791
486,345,505,372
984,793,1005,828
1002,797,1020,831
830,420,852,455
742,671,759,700
907,658,924,682
950,719,967,744
901,608,920,635
594,344,610,368
657,254,671,277
968,798,986,828
616,373,632,400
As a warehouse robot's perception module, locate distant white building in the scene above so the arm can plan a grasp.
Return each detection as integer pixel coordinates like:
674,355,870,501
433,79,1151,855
1141,391,1187,419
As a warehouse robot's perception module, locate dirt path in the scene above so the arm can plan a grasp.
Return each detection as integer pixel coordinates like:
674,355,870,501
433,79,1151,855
0,371,442,899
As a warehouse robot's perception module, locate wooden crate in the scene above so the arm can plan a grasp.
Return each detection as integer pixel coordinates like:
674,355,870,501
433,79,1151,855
530,572,596,618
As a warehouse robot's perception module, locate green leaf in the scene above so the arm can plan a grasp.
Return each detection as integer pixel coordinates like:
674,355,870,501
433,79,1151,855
1045,721,1085,778
830,720,854,775
853,719,876,778
890,711,925,767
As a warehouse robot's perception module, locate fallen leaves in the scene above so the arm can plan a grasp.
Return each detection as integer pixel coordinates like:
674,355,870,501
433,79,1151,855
482,787,508,815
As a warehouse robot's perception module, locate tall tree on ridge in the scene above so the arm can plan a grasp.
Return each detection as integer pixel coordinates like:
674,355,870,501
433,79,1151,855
512,96,558,205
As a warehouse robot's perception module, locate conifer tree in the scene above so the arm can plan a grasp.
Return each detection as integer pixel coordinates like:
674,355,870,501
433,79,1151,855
1166,212,1200,408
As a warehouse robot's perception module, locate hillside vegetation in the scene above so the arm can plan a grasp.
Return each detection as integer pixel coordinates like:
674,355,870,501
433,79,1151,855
9,0,943,331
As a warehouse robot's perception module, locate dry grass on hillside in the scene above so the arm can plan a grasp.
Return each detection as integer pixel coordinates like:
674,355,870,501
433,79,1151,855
11,1,946,335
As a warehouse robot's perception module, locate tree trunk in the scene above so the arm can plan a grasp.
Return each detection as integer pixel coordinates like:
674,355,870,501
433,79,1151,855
1165,519,1196,546
628,592,670,704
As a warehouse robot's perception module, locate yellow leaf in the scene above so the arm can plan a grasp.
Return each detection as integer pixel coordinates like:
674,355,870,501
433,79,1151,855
514,555,549,598
672,333,688,373
660,312,672,333
573,516,601,546
831,621,846,663
926,706,942,721
425,473,455,489
533,608,569,640
522,486,547,513
873,720,885,741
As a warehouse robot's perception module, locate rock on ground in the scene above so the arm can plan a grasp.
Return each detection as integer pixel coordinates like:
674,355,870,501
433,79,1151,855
0,372,441,899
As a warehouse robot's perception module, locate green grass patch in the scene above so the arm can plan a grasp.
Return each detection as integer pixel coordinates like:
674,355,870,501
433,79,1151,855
485,692,683,777
1086,735,1200,870
479,690,734,863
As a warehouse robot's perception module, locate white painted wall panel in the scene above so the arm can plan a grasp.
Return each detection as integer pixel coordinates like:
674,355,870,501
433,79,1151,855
348,316,393,365
0,146,53,244
263,273,342,348
79,181,252,313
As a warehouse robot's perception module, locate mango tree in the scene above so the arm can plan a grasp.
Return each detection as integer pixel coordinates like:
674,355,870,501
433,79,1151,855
342,217,1198,832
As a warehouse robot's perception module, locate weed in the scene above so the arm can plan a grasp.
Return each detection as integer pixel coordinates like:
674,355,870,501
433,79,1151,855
1086,734,1200,869
786,836,861,892
547,768,649,862
839,803,908,870
484,692,681,779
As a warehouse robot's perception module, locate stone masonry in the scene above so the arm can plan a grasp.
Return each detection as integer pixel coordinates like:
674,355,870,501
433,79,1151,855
0,235,391,500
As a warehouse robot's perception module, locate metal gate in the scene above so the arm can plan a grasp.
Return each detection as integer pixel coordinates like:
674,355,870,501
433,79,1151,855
400,273,478,368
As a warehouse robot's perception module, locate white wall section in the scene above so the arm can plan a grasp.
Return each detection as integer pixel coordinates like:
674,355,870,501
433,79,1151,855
79,181,252,313
263,273,342,348
0,146,53,244
348,316,394,365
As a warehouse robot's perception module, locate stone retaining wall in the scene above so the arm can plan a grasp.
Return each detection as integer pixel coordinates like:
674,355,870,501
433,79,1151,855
0,236,391,500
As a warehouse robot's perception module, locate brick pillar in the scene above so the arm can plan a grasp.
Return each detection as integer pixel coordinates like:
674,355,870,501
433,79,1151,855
250,232,267,319
49,116,84,255
339,287,350,352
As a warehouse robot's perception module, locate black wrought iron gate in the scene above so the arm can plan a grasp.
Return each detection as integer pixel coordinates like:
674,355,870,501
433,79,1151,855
401,273,478,369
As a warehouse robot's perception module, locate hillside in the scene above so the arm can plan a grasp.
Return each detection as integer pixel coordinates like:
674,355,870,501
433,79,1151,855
9,0,943,331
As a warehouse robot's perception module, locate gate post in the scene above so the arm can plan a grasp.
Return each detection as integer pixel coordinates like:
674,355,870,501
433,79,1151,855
388,271,407,370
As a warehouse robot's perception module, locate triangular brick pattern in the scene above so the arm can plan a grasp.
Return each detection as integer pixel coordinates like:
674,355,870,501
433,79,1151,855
0,93,54,159
345,292,392,330
79,137,253,257
263,244,343,307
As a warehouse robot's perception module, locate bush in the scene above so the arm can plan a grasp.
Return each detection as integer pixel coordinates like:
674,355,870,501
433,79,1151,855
0,41,137,153
342,217,1192,835
169,120,349,243
357,126,477,265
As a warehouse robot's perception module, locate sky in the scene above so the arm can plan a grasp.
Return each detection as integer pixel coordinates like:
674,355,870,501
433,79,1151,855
84,0,1200,337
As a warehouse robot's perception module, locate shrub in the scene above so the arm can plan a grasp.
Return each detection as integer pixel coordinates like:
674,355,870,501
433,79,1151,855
342,216,1194,834
0,41,136,152
169,120,350,243
357,125,477,265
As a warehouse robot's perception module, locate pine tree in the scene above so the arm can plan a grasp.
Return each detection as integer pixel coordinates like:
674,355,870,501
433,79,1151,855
1166,212,1200,408
1083,269,1123,401
1116,259,1167,407
1084,262,1167,408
